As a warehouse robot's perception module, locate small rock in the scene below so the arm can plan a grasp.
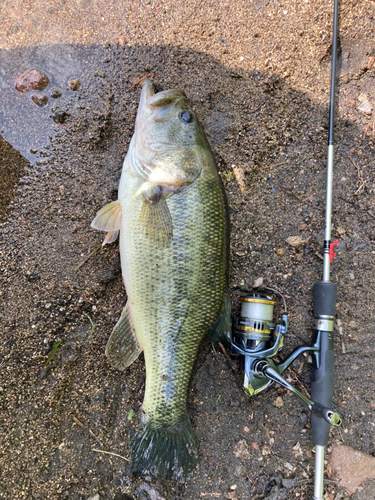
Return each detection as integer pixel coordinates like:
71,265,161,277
367,56,375,70
349,272,355,280
331,444,375,495
358,100,372,114
31,92,48,107
68,78,80,91
14,69,49,92
253,276,264,288
276,248,285,256
358,93,367,102
233,439,251,460
87,495,99,500
292,441,303,455
337,226,345,235
285,235,305,248
224,491,238,500
273,396,284,408
282,478,297,489
298,222,307,231
51,88,62,98
354,242,367,250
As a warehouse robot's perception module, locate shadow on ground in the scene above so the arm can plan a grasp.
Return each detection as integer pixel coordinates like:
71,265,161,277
0,42,374,500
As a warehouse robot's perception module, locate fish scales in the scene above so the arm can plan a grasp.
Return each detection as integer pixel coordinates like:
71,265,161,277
120,171,226,422
91,80,230,480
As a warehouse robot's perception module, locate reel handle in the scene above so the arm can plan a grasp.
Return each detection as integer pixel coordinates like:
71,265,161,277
311,281,337,446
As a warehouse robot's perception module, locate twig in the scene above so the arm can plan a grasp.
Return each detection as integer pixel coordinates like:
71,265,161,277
349,157,366,195
74,244,102,272
259,161,288,171
277,180,305,203
92,448,129,461
204,449,219,466
200,493,221,498
83,313,95,341
72,416,104,447
218,342,238,371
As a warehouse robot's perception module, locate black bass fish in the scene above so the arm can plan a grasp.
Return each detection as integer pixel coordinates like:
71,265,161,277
91,80,230,480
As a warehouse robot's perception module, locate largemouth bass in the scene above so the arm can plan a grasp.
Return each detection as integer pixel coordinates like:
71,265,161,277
91,80,231,480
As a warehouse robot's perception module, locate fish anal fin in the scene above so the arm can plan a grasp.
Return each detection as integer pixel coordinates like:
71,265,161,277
91,200,122,232
139,197,173,246
206,291,232,346
105,303,142,371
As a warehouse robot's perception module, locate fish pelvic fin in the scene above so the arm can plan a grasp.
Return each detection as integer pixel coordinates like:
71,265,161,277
130,413,198,481
105,303,142,371
139,197,173,246
91,200,122,246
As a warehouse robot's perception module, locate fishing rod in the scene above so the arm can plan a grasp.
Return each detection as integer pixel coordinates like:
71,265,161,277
231,0,341,498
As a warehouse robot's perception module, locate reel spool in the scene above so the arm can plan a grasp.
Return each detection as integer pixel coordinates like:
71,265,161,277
235,294,277,352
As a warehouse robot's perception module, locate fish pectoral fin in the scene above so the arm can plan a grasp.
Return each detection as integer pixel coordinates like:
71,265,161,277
102,230,119,246
139,197,173,246
105,303,142,371
206,291,232,346
91,200,122,239
91,200,122,246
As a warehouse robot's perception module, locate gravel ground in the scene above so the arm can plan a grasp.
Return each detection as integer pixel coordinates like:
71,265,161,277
1,1,375,499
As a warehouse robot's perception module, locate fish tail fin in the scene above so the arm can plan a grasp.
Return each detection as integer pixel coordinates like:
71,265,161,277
130,413,198,481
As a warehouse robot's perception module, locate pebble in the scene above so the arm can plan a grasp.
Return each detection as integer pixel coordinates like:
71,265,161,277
253,276,264,287
51,88,62,98
273,396,284,408
358,100,372,114
31,92,48,107
68,78,80,91
87,495,99,500
276,248,285,256
349,272,355,280
14,69,49,92
233,439,251,460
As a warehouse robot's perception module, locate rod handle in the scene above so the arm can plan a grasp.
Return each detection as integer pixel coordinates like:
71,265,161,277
311,281,337,446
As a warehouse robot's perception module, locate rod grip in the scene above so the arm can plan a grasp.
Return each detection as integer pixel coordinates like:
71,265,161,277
311,282,337,446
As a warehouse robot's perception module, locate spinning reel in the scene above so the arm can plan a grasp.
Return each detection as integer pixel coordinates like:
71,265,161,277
232,289,342,427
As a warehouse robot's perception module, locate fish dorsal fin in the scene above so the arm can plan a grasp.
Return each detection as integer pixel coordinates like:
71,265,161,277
91,200,122,246
105,303,142,371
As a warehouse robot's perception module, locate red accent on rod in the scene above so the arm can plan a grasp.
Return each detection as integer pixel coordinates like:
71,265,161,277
329,240,339,262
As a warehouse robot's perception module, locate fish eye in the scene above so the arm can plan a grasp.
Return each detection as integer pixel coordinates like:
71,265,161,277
179,111,193,124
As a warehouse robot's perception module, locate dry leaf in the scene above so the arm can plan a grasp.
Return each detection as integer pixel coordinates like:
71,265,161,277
285,235,306,247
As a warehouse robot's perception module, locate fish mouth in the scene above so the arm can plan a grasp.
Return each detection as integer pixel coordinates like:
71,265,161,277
136,79,187,125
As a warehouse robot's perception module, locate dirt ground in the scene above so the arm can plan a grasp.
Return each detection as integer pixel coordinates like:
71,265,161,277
1,1,375,499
